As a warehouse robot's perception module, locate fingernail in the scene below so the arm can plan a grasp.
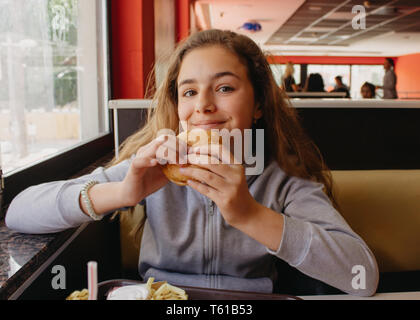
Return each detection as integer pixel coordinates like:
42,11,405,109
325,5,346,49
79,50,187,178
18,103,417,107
157,158,167,165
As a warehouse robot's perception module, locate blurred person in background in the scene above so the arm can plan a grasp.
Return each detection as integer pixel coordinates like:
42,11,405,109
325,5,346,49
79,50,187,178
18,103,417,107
376,58,397,99
281,62,299,92
330,76,350,98
304,73,325,92
361,82,376,99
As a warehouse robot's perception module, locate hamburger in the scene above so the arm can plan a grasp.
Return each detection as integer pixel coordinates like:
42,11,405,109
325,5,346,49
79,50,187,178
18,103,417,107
161,129,222,186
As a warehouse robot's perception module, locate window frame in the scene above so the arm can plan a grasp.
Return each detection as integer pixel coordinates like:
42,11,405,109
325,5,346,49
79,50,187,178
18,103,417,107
0,0,114,218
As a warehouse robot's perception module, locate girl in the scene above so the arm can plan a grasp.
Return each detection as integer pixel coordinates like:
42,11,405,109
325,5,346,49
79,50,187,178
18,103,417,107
6,29,378,296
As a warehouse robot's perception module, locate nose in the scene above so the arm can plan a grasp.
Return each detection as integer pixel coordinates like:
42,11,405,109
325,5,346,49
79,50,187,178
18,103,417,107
195,90,216,114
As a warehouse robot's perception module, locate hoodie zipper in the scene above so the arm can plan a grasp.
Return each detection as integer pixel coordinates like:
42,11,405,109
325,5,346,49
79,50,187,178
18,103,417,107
206,198,216,286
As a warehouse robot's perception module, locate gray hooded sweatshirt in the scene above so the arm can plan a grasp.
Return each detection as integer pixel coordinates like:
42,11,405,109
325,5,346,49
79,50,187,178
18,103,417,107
5,157,379,296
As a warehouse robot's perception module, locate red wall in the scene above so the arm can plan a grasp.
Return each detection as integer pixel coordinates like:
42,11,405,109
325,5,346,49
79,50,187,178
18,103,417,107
395,53,420,98
111,0,155,99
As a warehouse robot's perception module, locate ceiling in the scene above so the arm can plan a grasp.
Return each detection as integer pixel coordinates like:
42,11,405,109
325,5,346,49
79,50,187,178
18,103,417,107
193,0,420,56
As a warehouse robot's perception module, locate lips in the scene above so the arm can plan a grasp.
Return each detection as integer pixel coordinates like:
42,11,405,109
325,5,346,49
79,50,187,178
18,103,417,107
191,119,226,129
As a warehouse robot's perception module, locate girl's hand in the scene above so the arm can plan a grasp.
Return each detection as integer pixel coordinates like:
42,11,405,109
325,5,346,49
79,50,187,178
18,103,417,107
120,134,188,207
179,143,258,227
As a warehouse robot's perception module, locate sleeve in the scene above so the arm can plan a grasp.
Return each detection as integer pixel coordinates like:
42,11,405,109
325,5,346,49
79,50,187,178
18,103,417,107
383,71,396,90
5,158,132,234
267,176,379,296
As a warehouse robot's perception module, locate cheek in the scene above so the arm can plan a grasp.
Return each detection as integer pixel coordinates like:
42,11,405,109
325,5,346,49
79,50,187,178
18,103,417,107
177,102,194,120
228,102,254,128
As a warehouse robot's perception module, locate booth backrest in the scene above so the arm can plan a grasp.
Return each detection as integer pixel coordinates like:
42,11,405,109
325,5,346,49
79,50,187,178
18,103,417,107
331,170,420,273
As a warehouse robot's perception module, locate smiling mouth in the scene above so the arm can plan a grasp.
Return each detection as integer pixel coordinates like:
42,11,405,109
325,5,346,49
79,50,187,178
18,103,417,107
191,120,227,129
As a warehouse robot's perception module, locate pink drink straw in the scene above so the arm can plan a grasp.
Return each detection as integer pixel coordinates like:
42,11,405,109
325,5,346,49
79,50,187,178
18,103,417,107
87,261,98,300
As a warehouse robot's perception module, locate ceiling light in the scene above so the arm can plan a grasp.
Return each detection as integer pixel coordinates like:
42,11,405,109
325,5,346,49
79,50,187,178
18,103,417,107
306,27,336,32
290,37,315,42
371,6,397,15
325,12,356,20
336,35,351,39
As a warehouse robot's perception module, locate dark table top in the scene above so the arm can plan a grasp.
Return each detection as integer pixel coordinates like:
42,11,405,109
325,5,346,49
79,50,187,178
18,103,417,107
0,219,76,299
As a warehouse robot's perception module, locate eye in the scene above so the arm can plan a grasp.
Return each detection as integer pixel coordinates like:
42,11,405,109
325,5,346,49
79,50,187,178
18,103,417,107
183,89,196,97
217,85,234,93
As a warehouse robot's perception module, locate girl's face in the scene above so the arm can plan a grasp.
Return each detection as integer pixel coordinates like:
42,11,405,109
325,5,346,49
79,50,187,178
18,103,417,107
177,45,261,132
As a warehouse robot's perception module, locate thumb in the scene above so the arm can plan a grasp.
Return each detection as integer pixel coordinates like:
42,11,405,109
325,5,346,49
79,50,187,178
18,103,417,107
131,157,158,173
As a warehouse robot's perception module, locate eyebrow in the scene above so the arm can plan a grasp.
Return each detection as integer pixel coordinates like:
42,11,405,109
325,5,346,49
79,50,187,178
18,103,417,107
178,71,240,87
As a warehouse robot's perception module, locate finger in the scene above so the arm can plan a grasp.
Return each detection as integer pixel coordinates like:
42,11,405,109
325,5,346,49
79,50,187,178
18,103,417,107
190,144,240,165
161,134,188,160
180,165,225,191
186,153,232,178
176,136,189,160
131,156,159,171
136,135,166,158
187,153,221,166
185,178,219,200
155,134,188,165
135,134,187,167
132,135,171,166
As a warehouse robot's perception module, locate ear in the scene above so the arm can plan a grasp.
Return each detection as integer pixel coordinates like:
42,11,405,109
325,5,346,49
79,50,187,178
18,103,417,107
253,104,263,121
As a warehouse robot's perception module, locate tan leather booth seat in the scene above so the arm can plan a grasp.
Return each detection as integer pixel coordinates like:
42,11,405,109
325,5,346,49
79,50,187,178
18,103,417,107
119,205,145,277
119,170,420,275
331,170,420,273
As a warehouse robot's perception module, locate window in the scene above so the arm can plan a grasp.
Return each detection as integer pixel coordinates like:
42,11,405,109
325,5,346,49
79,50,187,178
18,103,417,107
270,64,301,87
350,65,384,99
0,0,109,175
307,64,351,93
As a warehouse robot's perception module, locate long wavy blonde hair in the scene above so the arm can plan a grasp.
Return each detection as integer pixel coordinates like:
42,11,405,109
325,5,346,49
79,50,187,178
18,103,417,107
284,62,295,78
108,29,337,207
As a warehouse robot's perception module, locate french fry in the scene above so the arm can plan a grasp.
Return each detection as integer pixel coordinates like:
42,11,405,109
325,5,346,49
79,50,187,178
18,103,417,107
66,289,89,300
149,281,188,300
